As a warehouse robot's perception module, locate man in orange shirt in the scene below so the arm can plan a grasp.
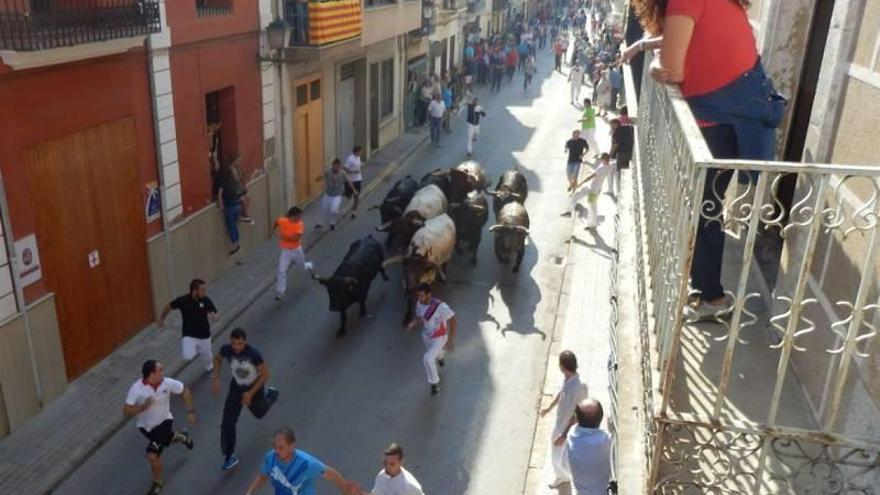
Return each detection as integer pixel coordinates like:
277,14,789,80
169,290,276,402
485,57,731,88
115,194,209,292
274,206,313,301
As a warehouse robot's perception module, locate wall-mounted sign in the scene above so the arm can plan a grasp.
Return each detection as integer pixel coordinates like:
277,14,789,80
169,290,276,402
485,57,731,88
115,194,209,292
145,182,161,223
88,250,100,269
15,234,41,287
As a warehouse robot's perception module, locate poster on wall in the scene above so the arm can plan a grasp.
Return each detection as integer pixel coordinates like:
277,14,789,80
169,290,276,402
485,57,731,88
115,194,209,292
145,182,161,223
15,234,41,287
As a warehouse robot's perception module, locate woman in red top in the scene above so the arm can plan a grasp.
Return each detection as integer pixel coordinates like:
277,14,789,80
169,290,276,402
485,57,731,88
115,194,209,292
625,0,785,321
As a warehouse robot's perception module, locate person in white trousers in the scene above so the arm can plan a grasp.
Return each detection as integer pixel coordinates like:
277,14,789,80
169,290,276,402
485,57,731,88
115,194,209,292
540,350,589,489
407,283,457,396
569,153,613,230
273,206,314,300
460,97,487,157
316,158,355,230
569,65,584,105
158,278,219,373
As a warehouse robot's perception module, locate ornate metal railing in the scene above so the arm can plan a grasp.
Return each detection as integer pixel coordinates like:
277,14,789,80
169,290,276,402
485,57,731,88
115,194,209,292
0,0,161,51
631,50,880,493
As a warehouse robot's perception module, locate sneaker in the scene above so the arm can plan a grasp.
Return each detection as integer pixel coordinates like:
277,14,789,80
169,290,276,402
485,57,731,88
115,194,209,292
560,211,572,217
683,297,733,323
239,216,255,225
266,387,280,407
146,480,164,495
438,358,445,368
304,261,314,272
330,224,335,231
548,479,570,489
228,245,241,256
222,454,240,471
275,293,284,301
350,212,357,219
315,224,323,230
430,384,440,396
173,430,194,450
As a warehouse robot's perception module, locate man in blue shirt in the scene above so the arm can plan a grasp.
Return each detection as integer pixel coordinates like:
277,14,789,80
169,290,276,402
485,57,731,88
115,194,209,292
244,428,358,495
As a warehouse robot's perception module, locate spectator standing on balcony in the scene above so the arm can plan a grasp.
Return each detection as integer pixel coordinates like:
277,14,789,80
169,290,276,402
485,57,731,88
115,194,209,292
427,93,446,147
315,158,355,230
626,0,784,322
566,399,612,495
540,351,589,489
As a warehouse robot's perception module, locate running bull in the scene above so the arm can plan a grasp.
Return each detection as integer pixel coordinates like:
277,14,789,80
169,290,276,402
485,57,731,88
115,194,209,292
376,184,447,251
487,168,528,219
375,175,419,225
383,213,456,324
489,202,530,273
312,235,389,338
419,161,488,202
450,190,489,266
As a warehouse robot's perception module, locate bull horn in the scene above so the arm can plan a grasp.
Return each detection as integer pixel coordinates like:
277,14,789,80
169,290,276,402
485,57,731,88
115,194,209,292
472,204,486,211
382,255,404,268
485,190,498,197
310,273,328,285
510,193,523,200
376,220,392,232
488,225,503,233
515,226,530,235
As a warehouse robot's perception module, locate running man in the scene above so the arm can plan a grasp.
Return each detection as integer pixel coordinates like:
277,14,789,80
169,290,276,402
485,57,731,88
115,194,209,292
244,427,359,495
363,443,425,495
540,350,589,489
274,206,314,301
212,328,279,471
564,129,590,192
461,97,487,157
407,283,457,396
570,153,613,230
316,158,355,230
157,278,218,373
579,98,600,156
343,146,364,219
123,360,196,495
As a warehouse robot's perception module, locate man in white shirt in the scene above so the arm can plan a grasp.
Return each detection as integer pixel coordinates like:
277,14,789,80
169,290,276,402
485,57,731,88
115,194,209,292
540,350,589,488
407,283,457,396
343,145,364,219
569,64,584,105
459,97,487,157
566,399,612,495
123,360,196,495
427,94,446,148
364,443,425,495
569,153,613,230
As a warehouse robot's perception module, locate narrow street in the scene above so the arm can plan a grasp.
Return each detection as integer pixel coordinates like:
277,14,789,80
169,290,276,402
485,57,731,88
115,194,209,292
54,46,614,495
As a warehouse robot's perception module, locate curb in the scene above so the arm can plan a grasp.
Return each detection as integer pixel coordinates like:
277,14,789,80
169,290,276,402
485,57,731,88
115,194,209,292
43,132,429,494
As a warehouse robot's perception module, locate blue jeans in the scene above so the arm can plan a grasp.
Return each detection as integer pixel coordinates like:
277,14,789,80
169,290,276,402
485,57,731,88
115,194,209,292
690,125,737,301
224,202,241,245
429,116,442,144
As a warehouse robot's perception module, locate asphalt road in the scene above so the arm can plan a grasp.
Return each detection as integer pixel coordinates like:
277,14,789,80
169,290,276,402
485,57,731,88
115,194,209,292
55,47,590,495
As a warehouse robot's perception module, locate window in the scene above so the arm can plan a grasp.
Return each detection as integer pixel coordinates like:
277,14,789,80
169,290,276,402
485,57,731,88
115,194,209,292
365,0,396,7
196,0,232,18
205,87,238,196
380,59,394,118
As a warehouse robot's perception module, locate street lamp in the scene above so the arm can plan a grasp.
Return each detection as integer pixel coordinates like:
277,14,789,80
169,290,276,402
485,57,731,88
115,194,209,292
259,18,291,63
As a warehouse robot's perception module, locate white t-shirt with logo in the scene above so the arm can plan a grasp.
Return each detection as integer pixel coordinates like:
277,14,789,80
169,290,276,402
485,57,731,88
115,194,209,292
125,377,185,431
415,299,455,341
372,467,425,495
588,161,613,194
344,153,363,182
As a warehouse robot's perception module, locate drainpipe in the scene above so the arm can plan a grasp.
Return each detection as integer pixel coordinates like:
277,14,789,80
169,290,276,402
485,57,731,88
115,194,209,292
145,37,178,308
276,0,291,209
0,172,43,405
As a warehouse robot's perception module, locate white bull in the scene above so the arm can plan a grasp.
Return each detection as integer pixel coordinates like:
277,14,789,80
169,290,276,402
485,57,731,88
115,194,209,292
404,184,448,220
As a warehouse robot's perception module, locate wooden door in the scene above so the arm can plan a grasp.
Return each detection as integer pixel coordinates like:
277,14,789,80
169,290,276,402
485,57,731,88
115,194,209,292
293,75,324,204
24,117,153,378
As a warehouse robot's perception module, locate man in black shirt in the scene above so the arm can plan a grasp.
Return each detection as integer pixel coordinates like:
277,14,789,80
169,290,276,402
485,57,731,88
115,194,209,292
565,129,590,191
610,118,634,169
158,278,219,373
212,328,279,471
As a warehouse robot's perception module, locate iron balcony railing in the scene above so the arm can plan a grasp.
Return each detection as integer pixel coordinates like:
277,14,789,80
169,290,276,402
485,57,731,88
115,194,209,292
466,0,484,13
283,0,362,47
195,1,232,18
628,50,880,493
0,0,161,51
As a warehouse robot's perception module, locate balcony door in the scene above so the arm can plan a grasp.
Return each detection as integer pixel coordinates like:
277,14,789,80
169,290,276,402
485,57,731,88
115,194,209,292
293,75,324,204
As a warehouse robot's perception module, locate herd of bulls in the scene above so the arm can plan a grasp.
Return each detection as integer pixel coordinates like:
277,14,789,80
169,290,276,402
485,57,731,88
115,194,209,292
311,161,531,337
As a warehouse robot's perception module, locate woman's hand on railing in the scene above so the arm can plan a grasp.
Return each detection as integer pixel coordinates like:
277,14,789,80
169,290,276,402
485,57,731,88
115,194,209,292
621,41,642,64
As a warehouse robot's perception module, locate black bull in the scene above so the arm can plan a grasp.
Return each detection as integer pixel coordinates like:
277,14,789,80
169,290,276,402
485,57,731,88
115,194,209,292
376,175,419,225
313,235,388,338
490,202,530,273
488,169,528,219
450,191,489,266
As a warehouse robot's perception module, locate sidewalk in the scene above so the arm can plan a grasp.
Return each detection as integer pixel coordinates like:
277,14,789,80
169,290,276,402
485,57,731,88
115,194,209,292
0,129,427,495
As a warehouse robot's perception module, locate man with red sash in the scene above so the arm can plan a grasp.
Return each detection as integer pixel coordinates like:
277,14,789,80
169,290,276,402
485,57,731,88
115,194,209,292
407,283,457,396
